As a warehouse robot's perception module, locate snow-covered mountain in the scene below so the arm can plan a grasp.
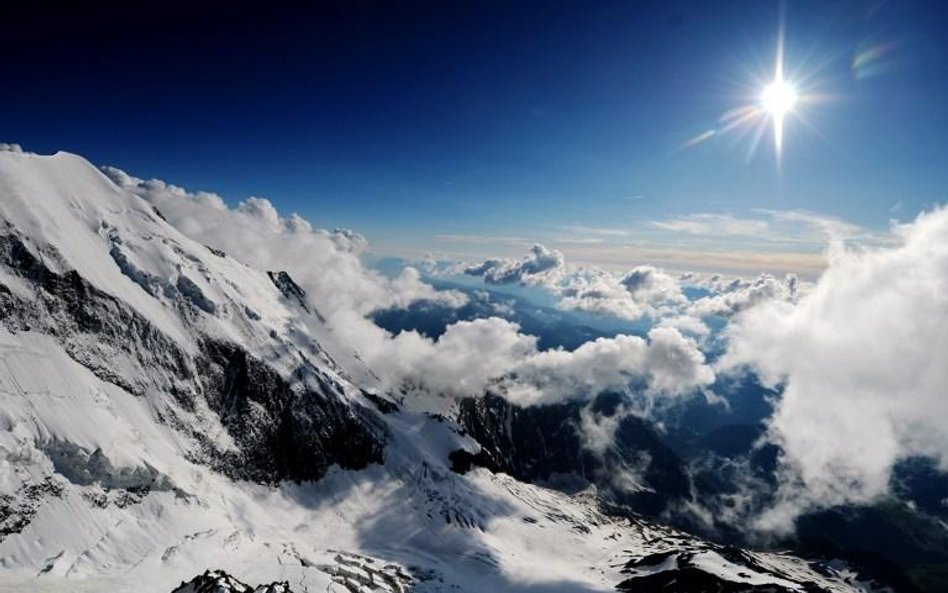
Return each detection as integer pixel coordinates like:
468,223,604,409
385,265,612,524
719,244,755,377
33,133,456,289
0,148,884,592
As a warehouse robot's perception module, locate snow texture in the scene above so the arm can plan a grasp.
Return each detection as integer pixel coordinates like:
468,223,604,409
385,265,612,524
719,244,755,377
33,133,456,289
0,150,879,592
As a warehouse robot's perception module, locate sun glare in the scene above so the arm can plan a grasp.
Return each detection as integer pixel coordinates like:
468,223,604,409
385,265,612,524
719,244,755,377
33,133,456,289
680,14,820,168
761,76,797,159
761,79,798,117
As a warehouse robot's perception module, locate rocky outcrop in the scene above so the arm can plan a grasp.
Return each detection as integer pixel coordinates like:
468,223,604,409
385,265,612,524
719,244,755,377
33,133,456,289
196,339,384,483
455,392,690,515
172,570,293,593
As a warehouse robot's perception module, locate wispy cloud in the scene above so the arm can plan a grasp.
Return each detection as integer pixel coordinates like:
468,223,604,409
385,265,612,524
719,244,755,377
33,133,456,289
559,225,630,237
651,213,771,238
754,208,863,240
435,234,531,245
559,242,828,278
650,209,879,246
554,237,607,245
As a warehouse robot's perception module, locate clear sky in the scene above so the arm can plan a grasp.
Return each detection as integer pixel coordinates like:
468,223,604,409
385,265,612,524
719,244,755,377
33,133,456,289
5,1,948,275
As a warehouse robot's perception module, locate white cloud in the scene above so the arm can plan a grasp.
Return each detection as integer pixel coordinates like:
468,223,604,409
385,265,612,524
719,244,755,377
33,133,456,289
346,316,714,407
559,225,629,237
651,214,771,237
558,265,686,321
236,196,285,227
107,162,948,533
501,327,714,406
0,143,24,153
579,407,624,456
656,314,710,337
718,206,948,532
460,245,688,322
689,273,801,318
464,243,566,286
756,209,864,241
651,210,878,249
555,237,607,245
435,234,530,245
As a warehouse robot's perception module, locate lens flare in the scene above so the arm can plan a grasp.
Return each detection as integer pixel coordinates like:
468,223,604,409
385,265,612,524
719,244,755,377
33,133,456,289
678,9,824,170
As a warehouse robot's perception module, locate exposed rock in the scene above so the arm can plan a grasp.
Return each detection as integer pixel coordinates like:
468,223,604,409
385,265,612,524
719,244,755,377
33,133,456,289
171,569,293,593
456,392,690,515
196,339,385,483
0,478,63,541
268,270,320,320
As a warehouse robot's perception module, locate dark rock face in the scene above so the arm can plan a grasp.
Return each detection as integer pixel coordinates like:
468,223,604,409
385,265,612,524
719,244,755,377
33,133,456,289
197,340,385,483
455,393,690,515
618,567,815,593
0,229,385,486
171,569,293,593
268,270,326,321
267,270,309,312
618,547,835,593
794,506,933,593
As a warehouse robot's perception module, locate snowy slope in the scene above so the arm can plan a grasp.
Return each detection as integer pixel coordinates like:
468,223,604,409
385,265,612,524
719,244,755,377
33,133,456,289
0,149,882,592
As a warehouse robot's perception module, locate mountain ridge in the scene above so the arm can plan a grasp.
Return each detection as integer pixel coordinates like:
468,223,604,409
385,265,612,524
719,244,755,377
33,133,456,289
0,148,888,592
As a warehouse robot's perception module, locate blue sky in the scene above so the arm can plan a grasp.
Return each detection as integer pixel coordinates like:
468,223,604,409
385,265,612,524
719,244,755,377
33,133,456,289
5,0,948,274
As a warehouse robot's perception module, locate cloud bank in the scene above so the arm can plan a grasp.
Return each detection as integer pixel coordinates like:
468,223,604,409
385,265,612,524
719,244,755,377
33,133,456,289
105,167,714,410
363,319,714,405
462,246,689,322
719,207,948,531
106,162,948,536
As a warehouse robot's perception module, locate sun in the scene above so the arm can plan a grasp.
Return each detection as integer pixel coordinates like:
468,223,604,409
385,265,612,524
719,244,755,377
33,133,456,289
761,76,798,158
680,16,824,167
761,79,798,117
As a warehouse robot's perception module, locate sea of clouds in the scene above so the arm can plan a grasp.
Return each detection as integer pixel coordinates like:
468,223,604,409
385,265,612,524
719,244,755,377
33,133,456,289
103,165,948,534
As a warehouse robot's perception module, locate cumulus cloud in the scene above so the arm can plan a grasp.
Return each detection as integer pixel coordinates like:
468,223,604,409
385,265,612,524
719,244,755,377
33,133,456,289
718,207,948,532
462,245,687,322
559,265,686,321
688,273,801,318
501,327,714,406
464,243,565,285
357,318,713,406
107,162,948,531
456,242,812,330
622,266,685,305
656,314,710,337
0,143,24,153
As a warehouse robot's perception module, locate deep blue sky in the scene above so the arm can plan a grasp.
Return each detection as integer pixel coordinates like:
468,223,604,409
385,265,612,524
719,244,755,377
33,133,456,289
5,1,948,272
